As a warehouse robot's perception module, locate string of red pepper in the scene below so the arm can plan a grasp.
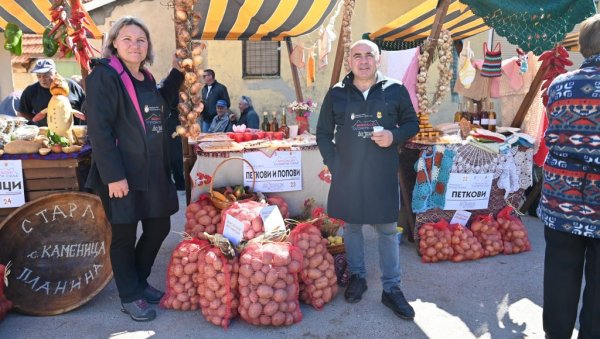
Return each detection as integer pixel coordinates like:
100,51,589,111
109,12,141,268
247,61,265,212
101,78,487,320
539,45,573,107
47,0,99,71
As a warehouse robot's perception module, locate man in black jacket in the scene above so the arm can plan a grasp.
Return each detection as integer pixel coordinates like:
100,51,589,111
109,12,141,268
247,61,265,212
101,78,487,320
200,69,230,132
316,39,419,321
229,95,259,129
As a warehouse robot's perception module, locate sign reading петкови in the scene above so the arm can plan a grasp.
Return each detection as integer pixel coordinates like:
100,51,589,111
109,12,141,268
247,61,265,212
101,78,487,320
0,160,25,208
444,173,493,210
243,150,302,192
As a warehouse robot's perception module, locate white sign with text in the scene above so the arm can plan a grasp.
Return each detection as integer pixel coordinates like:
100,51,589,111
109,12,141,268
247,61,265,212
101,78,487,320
222,214,244,245
243,151,302,192
444,173,493,210
0,160,25,208
259,205,285,233
450,210,472,226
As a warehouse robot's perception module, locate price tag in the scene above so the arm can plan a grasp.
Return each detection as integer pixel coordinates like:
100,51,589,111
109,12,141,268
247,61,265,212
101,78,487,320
450,210,472,226
260,205,285,233
222,214,244,245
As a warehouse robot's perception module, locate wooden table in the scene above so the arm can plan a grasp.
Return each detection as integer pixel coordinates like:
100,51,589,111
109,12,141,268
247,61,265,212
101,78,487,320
0,147,91,222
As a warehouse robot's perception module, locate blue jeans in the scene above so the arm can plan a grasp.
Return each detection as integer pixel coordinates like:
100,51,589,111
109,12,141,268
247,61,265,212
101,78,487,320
201,120,211,133
344,222,400,292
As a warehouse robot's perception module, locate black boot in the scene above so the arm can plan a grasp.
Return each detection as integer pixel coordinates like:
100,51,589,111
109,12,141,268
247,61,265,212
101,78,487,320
382,286,415,320
344,274,367,303
121,298,156,322
142,284,164,304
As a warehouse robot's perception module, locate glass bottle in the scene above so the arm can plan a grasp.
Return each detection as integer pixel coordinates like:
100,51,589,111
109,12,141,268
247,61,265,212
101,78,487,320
471,103,480,126
262,112,270,131
480,101,489,129
454,103,462,123
464,101,472,122
279,108,290,138
488,102,497,132
270,111,279,132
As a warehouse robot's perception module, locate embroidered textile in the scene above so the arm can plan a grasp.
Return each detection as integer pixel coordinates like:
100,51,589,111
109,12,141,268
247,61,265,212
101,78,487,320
459,0,596,55
412,145,454,213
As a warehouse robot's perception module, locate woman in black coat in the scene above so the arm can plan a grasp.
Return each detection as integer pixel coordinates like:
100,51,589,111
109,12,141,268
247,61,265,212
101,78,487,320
85,16,183,322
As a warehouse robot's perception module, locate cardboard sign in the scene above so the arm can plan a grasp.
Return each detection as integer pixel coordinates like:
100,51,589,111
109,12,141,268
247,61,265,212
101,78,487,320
222,214,244,245
259,205,285,233
243,150,302,192
444,173,493,210
0,160,25,208
450,210,472,226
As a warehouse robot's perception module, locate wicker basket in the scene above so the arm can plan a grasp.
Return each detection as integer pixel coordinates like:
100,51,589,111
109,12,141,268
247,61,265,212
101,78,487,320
209,157,257,210
327,243,346,255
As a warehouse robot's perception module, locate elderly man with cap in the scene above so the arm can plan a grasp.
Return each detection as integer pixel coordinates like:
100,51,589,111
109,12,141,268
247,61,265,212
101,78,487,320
18,58,86,126
207,99,231,133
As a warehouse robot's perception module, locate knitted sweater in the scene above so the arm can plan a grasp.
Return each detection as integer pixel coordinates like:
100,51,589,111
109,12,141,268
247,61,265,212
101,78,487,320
538,54,600,239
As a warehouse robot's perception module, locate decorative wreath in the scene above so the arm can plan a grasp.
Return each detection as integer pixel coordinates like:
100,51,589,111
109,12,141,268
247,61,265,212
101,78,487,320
416,30,454,115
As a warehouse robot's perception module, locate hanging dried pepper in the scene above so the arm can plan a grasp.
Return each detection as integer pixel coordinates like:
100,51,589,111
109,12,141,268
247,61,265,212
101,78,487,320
47,0,98,70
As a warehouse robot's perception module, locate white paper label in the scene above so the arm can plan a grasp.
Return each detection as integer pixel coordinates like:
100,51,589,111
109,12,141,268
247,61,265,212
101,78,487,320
450,210,472,226
222,214,244,245
0,160,25,208
444,173,493,210
260,205,285,233
243,151,302,192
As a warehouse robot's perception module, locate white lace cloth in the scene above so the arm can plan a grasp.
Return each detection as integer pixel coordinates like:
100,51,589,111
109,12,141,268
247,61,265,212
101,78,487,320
449,144,533,194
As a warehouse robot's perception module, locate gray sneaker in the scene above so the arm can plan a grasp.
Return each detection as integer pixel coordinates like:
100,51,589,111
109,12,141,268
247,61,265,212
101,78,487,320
142,284,164,304
121,298,156,322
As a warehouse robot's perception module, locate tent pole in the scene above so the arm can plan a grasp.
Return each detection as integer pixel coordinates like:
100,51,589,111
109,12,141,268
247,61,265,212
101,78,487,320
329,19,346,87
510,63,548,128
285,37,304,102
424,0,451,68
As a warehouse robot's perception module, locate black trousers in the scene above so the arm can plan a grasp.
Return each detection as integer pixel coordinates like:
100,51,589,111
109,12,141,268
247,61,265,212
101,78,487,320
110,217,170,303
543,227,600,339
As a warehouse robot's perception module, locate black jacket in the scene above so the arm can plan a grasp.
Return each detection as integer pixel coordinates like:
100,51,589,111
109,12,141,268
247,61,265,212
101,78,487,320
85,59,183,191
316,72,419,224
235,106,260,129
201,80,230,123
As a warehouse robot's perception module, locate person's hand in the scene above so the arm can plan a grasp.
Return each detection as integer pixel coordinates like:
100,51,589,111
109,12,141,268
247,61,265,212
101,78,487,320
371,129,393,147
108,179,129,198
172,53,183,72
32,108,48,122
229,113,237,122
73,109,86,121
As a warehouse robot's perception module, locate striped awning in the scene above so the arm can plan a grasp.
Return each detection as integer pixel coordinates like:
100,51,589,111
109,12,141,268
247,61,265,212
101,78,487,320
193,0,339,41
0,0,102,38
368,0,489,42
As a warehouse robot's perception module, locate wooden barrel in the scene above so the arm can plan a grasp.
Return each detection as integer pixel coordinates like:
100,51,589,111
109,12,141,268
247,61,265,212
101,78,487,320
0,192,112,316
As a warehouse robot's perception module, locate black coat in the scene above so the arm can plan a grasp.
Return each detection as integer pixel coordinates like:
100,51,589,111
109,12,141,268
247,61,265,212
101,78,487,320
316,72,419,224
201,80,230,123
85,59,183,192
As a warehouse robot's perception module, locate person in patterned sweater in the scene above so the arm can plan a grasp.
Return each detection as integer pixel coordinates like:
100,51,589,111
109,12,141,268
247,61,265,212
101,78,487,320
538,14,600,339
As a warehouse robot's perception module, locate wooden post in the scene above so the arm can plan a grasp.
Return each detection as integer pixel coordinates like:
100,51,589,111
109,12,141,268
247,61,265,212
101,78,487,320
330,20,346,87
424,0,451,69
511,64,548,128
285,37,304,102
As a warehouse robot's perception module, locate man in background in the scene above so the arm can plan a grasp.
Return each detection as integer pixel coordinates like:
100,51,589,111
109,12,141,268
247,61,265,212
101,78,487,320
207,100,230,133
18,59,85,126
200,69,229,133
230,95,259,129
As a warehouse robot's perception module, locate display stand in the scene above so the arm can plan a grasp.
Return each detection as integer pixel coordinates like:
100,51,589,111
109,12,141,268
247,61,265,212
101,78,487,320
0,147,91,222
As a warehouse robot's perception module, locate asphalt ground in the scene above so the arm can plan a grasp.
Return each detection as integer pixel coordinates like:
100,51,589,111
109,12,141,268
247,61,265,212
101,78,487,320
0,192,578,339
